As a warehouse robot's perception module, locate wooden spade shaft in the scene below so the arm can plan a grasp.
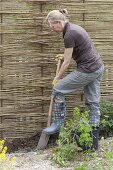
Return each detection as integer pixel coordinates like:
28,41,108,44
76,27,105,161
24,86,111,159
37,58,62,149
47,59,62,127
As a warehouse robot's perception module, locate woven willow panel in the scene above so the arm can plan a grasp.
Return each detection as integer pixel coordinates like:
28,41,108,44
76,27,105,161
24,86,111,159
0,0,113,140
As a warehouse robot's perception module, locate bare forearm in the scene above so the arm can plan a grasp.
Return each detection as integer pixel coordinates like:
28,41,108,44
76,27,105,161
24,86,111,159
55,61,69,80
53,48,73,83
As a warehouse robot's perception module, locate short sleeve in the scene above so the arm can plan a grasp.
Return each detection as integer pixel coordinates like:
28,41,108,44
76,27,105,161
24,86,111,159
64,32,75,48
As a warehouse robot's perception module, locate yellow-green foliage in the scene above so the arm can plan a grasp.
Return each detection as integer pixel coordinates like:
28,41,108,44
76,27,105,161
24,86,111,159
0,140,16,170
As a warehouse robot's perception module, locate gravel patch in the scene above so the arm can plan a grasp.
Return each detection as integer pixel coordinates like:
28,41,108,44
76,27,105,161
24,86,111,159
11,149,73,170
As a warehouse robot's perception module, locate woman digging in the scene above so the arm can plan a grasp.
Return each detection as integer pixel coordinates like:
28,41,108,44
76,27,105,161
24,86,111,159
43,9,104,150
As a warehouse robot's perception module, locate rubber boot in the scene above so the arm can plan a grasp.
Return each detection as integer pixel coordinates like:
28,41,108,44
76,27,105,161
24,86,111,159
43,121,60,135
91,127,99,150
43,102,66,135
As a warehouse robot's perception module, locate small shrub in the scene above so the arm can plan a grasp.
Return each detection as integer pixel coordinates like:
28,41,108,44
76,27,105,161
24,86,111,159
100,100,113,136
51,107,92,166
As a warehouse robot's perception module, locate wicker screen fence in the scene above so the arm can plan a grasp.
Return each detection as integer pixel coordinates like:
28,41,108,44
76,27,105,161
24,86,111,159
0,0,113,140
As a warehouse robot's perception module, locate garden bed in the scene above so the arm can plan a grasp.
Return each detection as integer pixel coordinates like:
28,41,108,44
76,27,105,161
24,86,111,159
7,137,113,170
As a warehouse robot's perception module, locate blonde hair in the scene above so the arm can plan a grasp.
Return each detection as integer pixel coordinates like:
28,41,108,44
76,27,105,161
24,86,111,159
45,9,68,23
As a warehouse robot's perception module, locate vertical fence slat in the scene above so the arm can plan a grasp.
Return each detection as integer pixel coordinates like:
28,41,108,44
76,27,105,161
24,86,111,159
0,0,3,139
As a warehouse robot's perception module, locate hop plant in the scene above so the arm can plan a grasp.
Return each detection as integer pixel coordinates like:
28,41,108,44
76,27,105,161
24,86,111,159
0,140,16,170
52,107,92,166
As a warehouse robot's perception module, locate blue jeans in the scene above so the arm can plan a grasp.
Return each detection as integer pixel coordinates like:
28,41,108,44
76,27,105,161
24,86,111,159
52,65,104,127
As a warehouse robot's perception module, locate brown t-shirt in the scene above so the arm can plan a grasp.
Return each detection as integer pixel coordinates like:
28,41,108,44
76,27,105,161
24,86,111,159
63,22,103,73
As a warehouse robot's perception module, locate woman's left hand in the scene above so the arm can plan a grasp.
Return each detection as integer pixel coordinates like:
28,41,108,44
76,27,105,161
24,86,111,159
52,77,59,86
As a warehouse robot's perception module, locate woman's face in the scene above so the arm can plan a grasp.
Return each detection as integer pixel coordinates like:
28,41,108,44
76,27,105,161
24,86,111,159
48,20,64,32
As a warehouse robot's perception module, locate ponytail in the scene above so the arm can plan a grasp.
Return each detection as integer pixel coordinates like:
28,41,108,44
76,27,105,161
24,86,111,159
59,9,68,16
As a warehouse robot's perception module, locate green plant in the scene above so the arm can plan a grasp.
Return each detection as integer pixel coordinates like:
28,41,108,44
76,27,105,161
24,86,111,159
51,107,92,166
100,100,113,136
73,163,88,170
105,151,113,160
